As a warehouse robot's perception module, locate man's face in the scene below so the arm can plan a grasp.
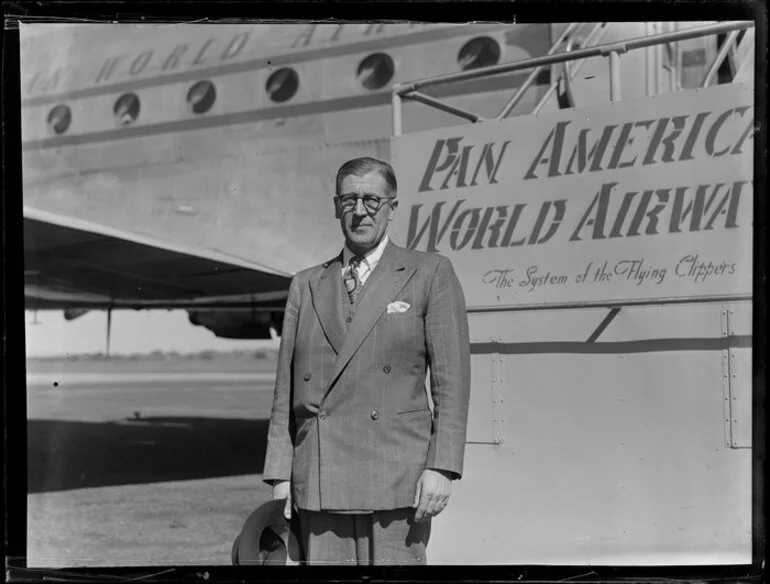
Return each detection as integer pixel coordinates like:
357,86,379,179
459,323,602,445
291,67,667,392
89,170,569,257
336,171,398,254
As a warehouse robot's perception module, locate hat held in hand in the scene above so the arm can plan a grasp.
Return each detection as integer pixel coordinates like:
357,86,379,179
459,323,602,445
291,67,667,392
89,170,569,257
231,499,303,565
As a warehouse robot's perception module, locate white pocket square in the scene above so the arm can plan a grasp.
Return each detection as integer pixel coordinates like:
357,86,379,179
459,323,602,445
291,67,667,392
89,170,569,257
387,301,411,314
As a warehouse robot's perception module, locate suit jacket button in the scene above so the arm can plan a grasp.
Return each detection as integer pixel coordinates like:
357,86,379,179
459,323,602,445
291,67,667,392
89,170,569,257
345,316,353,323
319,410,327,420
370,409,379,420
303,372,311,381
383,365,392,374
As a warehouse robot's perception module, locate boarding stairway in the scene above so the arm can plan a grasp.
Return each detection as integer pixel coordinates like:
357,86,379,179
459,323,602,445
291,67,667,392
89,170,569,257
391,21,756,133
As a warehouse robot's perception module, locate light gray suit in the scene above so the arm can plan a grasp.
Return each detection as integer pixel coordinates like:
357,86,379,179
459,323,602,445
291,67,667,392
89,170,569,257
263,240,470,515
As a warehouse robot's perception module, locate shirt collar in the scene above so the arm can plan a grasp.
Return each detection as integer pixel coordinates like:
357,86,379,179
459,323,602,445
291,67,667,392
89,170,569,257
343,234,389,272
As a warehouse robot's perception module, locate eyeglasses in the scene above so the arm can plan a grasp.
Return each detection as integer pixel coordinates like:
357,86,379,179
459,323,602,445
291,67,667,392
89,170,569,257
335,194,395,214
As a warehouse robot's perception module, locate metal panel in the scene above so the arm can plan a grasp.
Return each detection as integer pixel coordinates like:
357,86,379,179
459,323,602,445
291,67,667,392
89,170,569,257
728,347,752,448
465,353,497,444
432,302,751,565
726,304,752,448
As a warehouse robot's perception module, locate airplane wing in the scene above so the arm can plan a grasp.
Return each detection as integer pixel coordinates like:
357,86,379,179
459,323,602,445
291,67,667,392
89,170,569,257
24,206,291,312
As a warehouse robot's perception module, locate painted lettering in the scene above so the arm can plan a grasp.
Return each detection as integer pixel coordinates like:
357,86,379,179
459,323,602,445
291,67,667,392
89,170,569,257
292,24,318,47
406,199,565,252
470,141,511,186
405,199,465,252
668,183,728,232
450,208,482,250
676,255,737,283
162,44,189,70
25,72,40,94
96,56,124,83
570,182,616,241
524,105,751,180
500,204,528,247
471,206,508,249
642,115,688,165
192,38,215,66
524,120,571,179
221,32,250,60
483,269,516,289
363,24,386,36
678,111,711,161
419,138,462,192
608,190,639,238
329,24,345,42
440,145,475,190
606,119,654,169
419,138,510,192
520,267,569,292
528,200,566,245
36,68,62,92
625,189,669,237
563,125,617,176
705,106,752,157
129,50,154,76
730,118,756,155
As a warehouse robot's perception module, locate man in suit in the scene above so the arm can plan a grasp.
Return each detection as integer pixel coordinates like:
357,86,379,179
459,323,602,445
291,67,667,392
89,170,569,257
263,157,470,565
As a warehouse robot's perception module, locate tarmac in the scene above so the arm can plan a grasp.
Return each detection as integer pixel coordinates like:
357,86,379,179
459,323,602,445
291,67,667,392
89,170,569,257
27,368,276,567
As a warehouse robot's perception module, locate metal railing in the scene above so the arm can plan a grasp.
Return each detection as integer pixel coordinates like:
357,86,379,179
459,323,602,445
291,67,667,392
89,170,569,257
392,20,755,136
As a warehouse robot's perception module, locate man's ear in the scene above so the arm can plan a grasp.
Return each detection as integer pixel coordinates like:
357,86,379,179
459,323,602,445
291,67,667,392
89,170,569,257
334,199,342,220
388,198,399,221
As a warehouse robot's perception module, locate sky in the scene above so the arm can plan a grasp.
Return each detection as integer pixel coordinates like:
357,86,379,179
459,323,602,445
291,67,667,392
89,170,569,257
24,309,279,357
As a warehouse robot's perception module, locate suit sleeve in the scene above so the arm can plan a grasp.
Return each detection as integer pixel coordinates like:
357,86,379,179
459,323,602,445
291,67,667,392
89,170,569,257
424,255,471,479
262,274,302,485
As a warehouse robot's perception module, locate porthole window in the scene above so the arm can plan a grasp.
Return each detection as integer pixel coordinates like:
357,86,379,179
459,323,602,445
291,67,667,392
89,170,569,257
187,80,217,114
47,104,71,135
114,93,140,126
266,68,299,103
357,53,395,90
457,36,501,71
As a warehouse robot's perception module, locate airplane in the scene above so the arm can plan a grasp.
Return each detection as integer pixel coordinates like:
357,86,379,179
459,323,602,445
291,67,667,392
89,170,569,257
21,22,735,340
19,20,755,567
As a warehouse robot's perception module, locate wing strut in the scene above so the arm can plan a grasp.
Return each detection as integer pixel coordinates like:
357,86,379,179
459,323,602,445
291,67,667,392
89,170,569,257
106,308,112,356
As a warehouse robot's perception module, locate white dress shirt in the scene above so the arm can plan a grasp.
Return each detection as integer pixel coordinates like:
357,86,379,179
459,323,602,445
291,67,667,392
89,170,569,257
342,234,389,286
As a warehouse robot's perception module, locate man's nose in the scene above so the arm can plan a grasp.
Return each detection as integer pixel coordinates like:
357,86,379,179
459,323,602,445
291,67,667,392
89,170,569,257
353,197,367,216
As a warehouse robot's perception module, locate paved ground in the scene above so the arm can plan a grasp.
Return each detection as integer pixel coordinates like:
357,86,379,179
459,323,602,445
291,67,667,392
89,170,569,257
28,475,271,567
26,367,276,567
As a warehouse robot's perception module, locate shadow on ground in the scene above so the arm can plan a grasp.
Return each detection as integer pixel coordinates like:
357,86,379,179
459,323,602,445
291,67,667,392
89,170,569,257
28,416,270,493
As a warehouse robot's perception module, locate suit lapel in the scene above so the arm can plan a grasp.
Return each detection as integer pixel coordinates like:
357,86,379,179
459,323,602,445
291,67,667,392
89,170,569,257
326,242,417,394
309,255,346,354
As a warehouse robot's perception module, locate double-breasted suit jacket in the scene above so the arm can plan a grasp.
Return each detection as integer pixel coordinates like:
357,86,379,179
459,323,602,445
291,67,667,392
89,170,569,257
263,241,471,511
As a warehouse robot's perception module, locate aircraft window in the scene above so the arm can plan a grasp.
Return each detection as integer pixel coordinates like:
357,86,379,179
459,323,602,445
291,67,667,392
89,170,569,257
266,68,299,103
357,53,395,90
187,80,217,114
47,104,71,135
458,36,501,70
114,93,140,126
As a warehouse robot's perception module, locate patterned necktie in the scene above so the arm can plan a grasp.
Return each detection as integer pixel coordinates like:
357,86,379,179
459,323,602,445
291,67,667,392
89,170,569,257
344,255,364,304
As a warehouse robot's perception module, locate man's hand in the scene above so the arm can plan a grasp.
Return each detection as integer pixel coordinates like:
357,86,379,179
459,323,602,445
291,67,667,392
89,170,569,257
272,480,292,520
412,469,453,523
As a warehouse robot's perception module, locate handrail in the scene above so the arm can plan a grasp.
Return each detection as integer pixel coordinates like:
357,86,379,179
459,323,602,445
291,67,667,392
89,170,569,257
401,90,483,123
531,22,611,116
495,22,580,119
395,21,752,97
734,42,754,80
701,29,741,87
392,20,754,134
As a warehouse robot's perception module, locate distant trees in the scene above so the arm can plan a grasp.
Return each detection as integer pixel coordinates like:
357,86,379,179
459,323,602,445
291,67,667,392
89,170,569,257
28,348,278,362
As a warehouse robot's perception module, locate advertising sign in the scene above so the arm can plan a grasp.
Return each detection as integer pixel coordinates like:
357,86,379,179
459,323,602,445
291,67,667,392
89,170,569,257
391,83,753,309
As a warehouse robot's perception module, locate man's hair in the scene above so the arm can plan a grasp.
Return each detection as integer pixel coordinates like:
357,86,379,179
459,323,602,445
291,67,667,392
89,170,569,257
335,157,397,198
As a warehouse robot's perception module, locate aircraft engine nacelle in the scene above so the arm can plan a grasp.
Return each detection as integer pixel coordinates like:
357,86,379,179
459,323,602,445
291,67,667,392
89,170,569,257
187,309,283,340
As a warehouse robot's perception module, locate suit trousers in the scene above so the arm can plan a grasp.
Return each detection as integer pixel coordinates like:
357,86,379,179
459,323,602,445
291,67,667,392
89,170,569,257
298,508,431,565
